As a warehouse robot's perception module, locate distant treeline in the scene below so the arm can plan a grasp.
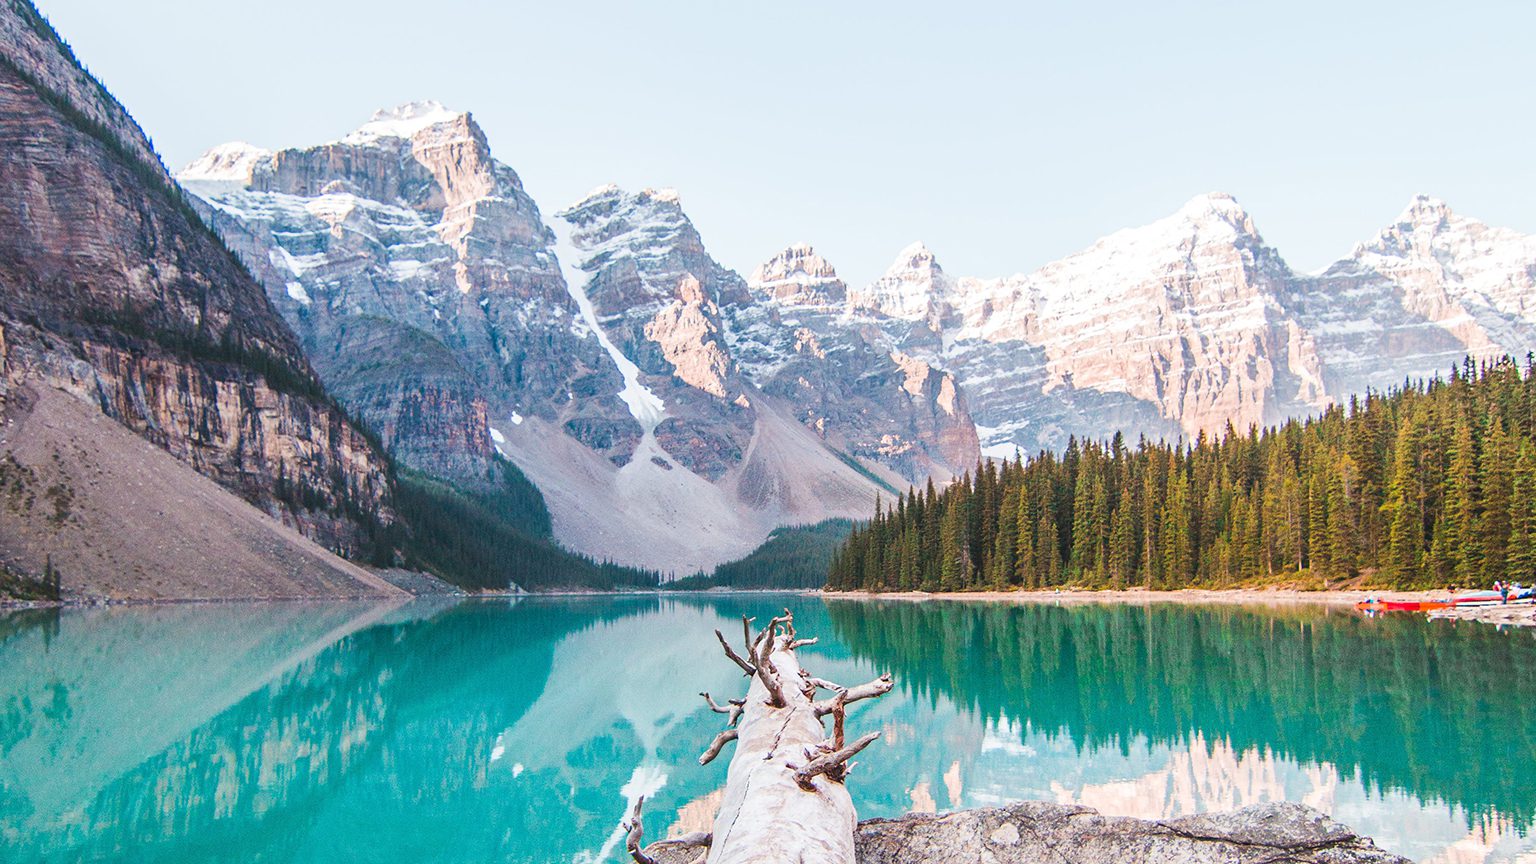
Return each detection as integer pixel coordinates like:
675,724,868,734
666,520,857,590
830,357,1536,592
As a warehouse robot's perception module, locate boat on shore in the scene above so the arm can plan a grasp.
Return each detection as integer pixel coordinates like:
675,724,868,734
1355,590,1532,613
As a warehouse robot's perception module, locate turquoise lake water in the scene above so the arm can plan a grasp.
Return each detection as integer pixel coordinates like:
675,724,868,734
1,595,1533,862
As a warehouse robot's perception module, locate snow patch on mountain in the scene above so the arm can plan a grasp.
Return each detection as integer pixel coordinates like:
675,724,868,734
549,215,666,432
178,141,270,183
341,100,463,144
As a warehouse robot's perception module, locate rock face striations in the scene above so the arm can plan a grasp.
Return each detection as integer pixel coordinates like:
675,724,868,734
733,244,979,483
181,101,612,486
850,195,1330,455
184,121,986,573
1279,195,1536,398
845,193,1536,458
0,0,397,597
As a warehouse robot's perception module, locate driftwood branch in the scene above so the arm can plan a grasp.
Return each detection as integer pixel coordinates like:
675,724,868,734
790,731,881,790
789,637,818,650
769,610,794,638
831,690,848,749
750,623,774,668
699,727,739,765
814,673,892,716
700,691,746,727
804,675,841,693
749,612,793,708
756,651,787,708
624,795,659,864
715,628,756,676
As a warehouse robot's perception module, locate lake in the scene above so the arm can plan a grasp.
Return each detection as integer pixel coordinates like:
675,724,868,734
1,595,1533,863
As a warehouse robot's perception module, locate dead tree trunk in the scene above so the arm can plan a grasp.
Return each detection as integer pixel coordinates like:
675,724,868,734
646,610,891,864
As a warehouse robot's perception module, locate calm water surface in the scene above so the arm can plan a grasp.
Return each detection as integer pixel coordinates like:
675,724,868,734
1,595,1533,863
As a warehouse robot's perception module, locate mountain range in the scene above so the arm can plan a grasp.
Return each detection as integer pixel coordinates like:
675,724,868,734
181,102,1536,573
4,0,1534,589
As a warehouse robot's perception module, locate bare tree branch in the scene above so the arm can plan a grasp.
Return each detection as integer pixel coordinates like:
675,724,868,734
756,649,787,708
700,691,746,727
699,728,739,765
789,732,881,790
813,673,892,716
830,690,848,749
769,610,794,638
750,623,774,667
741,616,757,666
789,637,818,650
714,628,755,676
624,796,659,864
803,675,841,693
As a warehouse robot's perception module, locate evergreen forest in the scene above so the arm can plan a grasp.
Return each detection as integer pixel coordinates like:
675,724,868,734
829,357,1536,592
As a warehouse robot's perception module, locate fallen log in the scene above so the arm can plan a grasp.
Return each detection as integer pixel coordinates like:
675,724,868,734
637,609,891,864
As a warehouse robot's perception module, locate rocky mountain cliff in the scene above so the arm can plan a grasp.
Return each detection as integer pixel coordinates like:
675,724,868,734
183,121,976,573
845,193,1536,457
180,102,613,486
732,244,979,482
0,0,396,597
853,194,1331,454
1279,195,1536,399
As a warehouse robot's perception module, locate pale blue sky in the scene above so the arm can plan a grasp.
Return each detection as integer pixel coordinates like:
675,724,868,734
34,0,1536,287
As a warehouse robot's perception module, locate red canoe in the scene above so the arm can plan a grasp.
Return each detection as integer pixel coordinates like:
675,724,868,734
1354,599,1452,612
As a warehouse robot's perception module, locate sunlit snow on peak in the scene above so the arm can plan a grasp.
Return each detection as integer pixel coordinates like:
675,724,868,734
177,141,271,182
342,100,463,144
640,187,681,204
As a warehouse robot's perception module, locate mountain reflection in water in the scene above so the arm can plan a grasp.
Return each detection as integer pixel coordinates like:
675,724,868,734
0,595,1531,863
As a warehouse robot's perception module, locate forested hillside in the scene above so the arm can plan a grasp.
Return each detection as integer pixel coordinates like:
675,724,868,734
665,520,856,590
830,357,1536,592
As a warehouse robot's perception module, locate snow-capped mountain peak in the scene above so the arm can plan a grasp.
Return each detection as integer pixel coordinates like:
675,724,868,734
891,240,941,271
1172,191,1261,238
748,243,846,306
177,142,273,194
1393,194,1453,230
847,241,949,322
640,187,681,204
1361,195,1481,264
178,141,271,181
341,100,464,144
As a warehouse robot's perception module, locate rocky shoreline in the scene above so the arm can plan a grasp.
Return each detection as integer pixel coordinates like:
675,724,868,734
642,801,1408,864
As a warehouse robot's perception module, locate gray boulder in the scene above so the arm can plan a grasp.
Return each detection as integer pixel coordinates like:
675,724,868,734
643,801,1409,864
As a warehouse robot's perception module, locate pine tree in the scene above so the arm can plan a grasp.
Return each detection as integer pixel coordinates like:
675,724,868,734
1037,507,1060,586
1383,410,1427,581
1480,421,1515,580
940,488,971,591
